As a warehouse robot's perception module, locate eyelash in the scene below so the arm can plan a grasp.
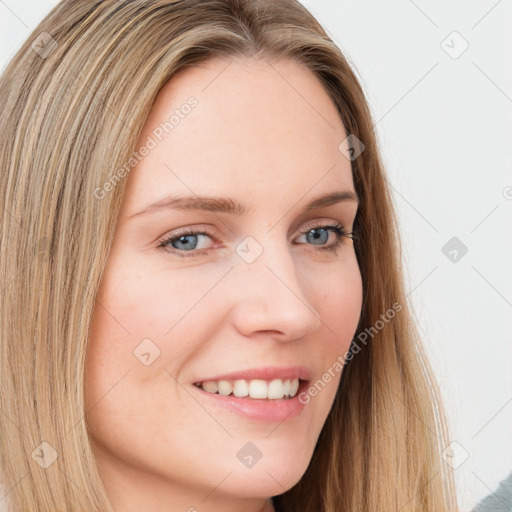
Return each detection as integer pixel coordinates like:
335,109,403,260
157,222,354,259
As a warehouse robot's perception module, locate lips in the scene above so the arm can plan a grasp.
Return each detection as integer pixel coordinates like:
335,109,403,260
192,365,312,385
191,376,311,422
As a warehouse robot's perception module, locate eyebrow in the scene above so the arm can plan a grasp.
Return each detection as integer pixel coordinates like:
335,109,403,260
128,190,358,219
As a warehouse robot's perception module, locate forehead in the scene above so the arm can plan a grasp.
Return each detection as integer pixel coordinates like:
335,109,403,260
121,56,354,215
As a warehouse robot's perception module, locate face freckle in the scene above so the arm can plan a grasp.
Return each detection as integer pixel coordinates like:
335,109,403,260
84,56,363,511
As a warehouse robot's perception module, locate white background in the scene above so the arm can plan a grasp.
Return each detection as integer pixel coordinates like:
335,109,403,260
1,1,511,511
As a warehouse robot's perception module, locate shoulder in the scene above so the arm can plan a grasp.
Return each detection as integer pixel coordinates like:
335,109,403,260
472,471,512,512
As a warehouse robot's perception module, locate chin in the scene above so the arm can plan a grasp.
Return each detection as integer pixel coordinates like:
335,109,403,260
226,454,310,496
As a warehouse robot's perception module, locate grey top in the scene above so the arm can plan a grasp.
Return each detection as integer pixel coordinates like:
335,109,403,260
472,471,512,512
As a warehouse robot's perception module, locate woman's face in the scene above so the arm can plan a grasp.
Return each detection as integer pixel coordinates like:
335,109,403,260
85,56,362,512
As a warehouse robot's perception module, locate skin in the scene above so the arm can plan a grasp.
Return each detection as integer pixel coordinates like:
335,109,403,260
85,55,363,512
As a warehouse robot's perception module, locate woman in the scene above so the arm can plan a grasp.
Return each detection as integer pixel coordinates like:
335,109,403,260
0,1,458,511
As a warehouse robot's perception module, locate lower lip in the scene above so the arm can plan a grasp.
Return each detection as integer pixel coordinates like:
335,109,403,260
191,380,310,422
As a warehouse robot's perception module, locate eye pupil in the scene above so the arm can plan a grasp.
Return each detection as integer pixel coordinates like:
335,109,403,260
306,228,329,245
173,234,198,250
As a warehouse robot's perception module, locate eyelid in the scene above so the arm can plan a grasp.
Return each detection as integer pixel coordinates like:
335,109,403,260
298,218,345,233
158,218,348,241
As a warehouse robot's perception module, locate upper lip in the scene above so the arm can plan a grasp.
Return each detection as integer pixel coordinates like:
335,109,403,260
193,366,312,384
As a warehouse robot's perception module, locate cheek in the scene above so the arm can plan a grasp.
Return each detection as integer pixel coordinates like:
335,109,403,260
313,256,363,340
83,270,194,462
84,259,214,413
323,277,362,342
307,258,362,398
100,263,221,337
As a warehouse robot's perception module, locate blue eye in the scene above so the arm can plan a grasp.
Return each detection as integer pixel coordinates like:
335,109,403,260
296,224,352,255
160,230,211,253
157,223,354,258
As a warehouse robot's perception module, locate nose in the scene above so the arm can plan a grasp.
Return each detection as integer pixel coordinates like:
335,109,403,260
227,239,323,342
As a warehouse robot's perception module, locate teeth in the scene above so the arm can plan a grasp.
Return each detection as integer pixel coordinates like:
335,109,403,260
201,381,218,394
283,379,290,397
196,378,301,399
289,378,299,397
267,379,284,399
233,379,249,397
217,380,232,396
249,379,268,399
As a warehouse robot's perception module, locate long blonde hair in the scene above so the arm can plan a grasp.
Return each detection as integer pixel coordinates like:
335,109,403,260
0,1,458,511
